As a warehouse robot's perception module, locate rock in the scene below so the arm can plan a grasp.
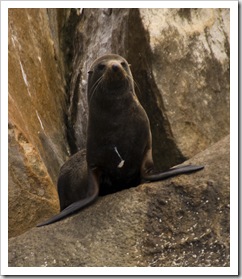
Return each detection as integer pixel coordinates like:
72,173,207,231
68,8,229,170
8,135,230,267
8,9,69,236
138,8,230,161
8,122,60,238
8,8,69,183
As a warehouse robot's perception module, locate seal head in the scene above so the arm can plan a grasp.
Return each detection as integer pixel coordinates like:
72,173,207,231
87,54,135,103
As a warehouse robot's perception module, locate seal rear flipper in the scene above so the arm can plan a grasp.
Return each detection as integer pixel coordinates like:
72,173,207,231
37,168,100,227
142,165,204,182
36,193,98,227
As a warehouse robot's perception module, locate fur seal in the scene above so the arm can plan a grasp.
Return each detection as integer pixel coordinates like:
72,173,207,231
37,54,203,227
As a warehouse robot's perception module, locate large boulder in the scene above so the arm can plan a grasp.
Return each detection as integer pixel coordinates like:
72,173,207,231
8,9,68,236
8,122,59,238
8,135,230,267
8,9,69,183
138,8,230,162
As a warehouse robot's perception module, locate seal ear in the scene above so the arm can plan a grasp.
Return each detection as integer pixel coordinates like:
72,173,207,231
88,70,93,74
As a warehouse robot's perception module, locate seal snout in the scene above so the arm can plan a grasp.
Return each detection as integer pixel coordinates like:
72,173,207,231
111,63,120,72
103,60,127,89
107,61,123,74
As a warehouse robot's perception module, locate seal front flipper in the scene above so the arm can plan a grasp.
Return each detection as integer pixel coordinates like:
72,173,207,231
141,147,204,182
142,164,204,182
37,168,100,227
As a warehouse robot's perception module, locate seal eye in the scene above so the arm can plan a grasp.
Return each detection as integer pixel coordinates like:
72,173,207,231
97,64,105,71
121,62,127,68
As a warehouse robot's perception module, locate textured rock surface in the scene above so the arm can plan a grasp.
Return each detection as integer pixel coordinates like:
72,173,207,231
8,136,230,267
139,8,230,160
8,122,60,238
8,9,68,236
8,8,69,183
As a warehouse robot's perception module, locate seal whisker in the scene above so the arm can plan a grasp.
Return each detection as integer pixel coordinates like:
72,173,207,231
90,75,103,92
89,76,103,104
133,79,141,95
126,74,140,95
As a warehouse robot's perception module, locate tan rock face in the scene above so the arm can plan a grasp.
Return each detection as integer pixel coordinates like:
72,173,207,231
8,8,68,183
126,9,230,168
8,9,68,236
139,8,230,159
8,122,60,238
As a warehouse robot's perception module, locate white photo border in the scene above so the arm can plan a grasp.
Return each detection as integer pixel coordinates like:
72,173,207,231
1,0,238,276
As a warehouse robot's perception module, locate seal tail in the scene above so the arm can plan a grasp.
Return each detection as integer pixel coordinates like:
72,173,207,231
143,165,204,182
36,182,99,227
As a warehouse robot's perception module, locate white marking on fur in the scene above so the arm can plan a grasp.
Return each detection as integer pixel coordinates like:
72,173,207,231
114,146,125,168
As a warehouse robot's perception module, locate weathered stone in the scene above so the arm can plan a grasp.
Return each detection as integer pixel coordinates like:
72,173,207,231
8,9,69,236
8,135,229,267
8,121,60,238
139,8,230,160
8,8,69,183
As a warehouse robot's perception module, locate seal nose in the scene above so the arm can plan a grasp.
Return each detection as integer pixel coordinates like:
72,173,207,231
112,64,120,72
